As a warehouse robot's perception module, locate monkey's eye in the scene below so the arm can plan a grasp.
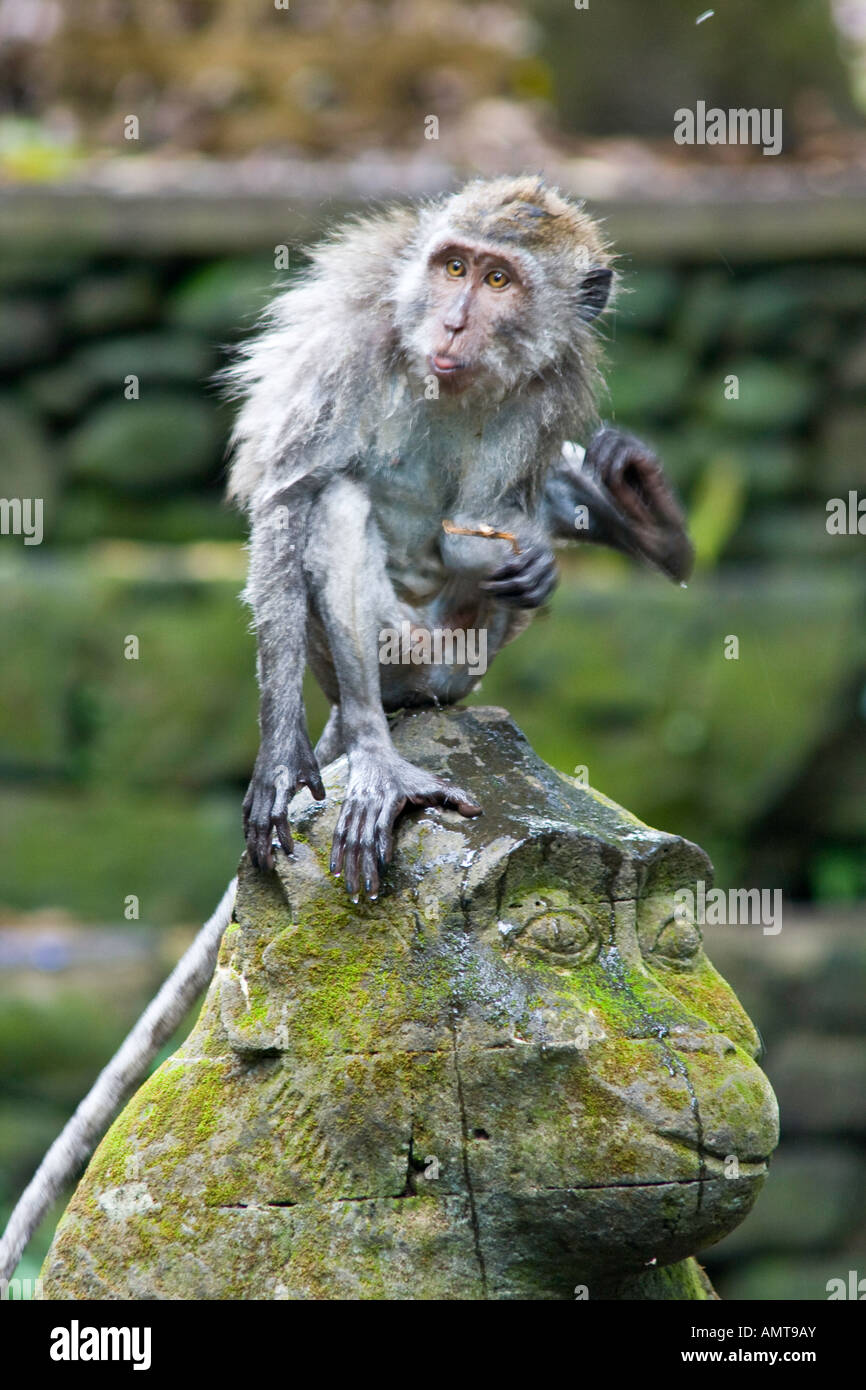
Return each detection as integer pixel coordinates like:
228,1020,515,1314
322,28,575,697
485,269,510,289
445,258,466,278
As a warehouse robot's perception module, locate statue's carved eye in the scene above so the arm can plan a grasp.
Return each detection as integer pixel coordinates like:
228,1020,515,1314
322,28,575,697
506,909,600,966
645,914,702,969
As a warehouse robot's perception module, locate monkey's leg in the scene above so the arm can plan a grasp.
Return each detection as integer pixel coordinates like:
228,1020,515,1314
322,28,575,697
544,428,694,583
306,477,481,901
243,485,326,870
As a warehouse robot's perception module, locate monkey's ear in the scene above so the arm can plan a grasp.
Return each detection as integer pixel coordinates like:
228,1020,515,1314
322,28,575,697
578,267,613,322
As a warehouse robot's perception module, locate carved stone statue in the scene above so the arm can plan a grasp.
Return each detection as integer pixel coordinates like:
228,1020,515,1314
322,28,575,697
41,708,778,1299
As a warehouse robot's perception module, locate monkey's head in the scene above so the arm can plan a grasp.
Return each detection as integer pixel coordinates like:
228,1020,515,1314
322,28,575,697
394,176,614,403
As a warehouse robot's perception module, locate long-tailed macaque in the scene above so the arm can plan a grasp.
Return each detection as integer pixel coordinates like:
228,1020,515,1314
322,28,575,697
227,176,692,900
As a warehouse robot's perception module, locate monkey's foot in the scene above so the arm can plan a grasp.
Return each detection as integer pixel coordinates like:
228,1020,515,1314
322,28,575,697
244,737,326,871
330,752,481,901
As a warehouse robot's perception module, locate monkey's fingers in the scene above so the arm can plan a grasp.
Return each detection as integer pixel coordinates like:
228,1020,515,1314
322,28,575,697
592,433,678,529
606,457,659,527
242,778,261,835
332,777,480,903
345,800,387,901
484,544,554,582
606,457,693,582
340,805,377,903
245,811,296,869
481,546,557,608
586,426,628,475
343,837,362,902
332,796,379,902
244,776,295,869
445,787,483,818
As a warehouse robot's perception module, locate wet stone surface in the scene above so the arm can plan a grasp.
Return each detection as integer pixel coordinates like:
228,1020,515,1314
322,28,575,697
41,707,778,1299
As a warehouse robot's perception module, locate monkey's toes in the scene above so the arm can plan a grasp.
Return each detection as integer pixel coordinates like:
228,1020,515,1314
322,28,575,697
243,781,296,872
330,794,401,901
244,813,294,873
409,784,483,819
330,776,482,901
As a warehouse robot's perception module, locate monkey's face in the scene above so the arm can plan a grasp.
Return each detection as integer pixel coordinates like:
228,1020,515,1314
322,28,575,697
395,229,613,404
390,176,617,402
409,242,530,397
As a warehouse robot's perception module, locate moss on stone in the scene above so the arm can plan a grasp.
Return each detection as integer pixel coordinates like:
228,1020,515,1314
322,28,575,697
40,708,776,1301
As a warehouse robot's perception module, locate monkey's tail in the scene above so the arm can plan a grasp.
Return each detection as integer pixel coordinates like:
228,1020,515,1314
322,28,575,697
0,876,238,1283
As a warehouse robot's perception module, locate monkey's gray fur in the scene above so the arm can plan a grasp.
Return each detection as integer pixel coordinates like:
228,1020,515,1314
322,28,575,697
226,178,607,509
224,175,693,899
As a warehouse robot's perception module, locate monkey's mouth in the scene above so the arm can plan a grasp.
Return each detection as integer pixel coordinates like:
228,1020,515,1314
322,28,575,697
430,353,470,380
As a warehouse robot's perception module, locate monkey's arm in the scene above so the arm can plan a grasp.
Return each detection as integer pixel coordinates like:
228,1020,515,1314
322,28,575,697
243,483,325,870
544,427,694,583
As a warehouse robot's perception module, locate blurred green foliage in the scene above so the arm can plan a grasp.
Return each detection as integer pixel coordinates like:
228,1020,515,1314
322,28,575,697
529,0,859,137
2,0,531,161
0,0,860,172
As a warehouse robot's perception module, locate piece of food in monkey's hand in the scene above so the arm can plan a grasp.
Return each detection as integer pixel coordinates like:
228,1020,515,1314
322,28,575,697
441,519,522,554
480,542,559,609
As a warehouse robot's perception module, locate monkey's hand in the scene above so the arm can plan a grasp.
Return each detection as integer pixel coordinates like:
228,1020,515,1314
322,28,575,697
330,751,481,901
584,427,694,583
479,541,558,609
243,734,326,871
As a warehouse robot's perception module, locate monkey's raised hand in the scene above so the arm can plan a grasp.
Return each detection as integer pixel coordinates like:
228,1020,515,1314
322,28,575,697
330,749,481,902
547,428,693,583
243,731,326,871
480,542,558,609
588,427,693,581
